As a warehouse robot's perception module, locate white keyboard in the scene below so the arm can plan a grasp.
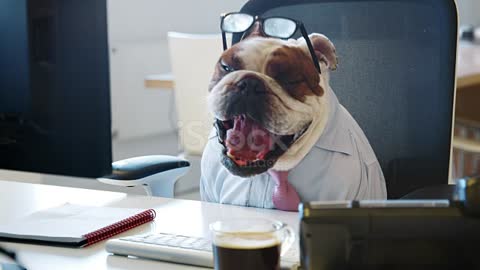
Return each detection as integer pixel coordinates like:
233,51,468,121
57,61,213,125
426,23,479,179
106,233,300,270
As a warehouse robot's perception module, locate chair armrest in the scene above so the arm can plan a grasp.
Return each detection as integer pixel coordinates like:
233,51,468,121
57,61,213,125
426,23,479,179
108,155,189,180
98,155,190,197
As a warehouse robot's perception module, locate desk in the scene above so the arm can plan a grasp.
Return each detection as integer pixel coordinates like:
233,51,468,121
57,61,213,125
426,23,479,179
144,73,174,90
0,180,297,270
452,42,480,178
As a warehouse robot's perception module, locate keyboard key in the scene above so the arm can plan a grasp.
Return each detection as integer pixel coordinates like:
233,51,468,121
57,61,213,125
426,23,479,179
142,237,155,243
166,236,187,247
191,239,210,250
178,237,200,248
154,236,175,245
123,237,145,242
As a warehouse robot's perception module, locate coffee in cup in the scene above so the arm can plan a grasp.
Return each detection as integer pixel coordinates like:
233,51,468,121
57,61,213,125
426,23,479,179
210,219,294,270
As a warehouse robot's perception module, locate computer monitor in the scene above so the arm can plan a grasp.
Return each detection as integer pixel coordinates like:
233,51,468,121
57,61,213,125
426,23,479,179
0,0,112,178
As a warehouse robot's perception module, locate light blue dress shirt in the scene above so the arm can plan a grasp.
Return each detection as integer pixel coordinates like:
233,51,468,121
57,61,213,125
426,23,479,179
200,89,387,209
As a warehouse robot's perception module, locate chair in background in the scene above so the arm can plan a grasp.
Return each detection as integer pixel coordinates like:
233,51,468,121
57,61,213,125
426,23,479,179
167,32,227,156
236,0,458,198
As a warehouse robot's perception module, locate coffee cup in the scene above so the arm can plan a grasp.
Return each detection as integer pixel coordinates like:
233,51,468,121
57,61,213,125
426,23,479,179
210,218,295,270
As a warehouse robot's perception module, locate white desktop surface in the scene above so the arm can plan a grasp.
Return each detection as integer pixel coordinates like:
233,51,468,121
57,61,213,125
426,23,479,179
0,180,299,270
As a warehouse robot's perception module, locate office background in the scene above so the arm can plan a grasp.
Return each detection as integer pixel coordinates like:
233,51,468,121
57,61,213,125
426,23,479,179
0,0,478,200
457,0,480,26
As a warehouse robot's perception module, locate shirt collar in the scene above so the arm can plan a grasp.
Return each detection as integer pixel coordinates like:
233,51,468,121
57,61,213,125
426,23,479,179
313,89,354,156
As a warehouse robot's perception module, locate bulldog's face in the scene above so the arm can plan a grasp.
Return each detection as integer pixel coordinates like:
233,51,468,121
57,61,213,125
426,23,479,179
208,34,337,177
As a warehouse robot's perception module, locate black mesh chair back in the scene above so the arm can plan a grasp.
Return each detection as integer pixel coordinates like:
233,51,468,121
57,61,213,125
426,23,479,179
234,0,457,198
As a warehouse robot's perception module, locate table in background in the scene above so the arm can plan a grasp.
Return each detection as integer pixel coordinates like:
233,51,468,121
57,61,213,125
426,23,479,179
144,73,174,90
453,42,480,178
0,180,297,270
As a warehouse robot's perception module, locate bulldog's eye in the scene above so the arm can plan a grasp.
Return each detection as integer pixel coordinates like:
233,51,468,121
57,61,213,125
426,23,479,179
220,60,235,72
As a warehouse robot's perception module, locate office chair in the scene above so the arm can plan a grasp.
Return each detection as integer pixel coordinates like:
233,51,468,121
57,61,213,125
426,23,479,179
235,0,458,198
98,155,190,198
167,32,224,156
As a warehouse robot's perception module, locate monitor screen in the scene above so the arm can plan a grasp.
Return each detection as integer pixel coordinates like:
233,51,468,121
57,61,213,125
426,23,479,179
0,0,112,178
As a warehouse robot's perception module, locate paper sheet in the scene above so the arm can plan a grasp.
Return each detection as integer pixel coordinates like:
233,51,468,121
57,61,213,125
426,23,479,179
0,204,147,238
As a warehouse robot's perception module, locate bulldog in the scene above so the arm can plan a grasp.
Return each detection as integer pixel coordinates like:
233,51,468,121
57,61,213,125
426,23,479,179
200,33,387,211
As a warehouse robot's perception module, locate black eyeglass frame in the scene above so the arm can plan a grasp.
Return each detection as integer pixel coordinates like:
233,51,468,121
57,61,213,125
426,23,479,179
220,12,321,73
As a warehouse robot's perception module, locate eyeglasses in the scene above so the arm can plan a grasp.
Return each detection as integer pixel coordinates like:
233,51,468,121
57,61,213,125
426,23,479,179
220,12,321,73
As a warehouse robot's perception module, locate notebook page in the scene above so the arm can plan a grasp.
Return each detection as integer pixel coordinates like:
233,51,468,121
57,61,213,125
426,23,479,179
0,204,148,238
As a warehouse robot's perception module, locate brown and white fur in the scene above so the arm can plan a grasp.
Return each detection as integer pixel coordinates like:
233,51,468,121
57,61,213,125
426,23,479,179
208,34,338,176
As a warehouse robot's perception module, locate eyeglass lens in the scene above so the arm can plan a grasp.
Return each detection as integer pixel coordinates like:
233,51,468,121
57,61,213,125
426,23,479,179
223,14,297,39
222,13,254,33
263,18,297,39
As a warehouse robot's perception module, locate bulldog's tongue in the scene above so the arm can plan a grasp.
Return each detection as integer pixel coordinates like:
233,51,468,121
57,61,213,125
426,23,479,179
225,115,275,165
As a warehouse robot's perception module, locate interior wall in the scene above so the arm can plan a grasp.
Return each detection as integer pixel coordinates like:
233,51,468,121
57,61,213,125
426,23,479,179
107,0,247,140
457,0,480,26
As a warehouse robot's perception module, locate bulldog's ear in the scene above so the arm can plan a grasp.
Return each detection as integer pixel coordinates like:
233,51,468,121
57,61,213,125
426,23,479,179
299,33,338,71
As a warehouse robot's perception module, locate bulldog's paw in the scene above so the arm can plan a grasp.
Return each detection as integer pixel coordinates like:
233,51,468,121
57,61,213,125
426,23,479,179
268,170,300,212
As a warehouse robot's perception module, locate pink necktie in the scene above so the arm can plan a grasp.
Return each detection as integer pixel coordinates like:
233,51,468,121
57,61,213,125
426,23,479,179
268,170,300,211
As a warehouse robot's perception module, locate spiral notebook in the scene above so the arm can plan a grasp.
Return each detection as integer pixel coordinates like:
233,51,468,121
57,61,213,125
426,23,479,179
0,204,156,247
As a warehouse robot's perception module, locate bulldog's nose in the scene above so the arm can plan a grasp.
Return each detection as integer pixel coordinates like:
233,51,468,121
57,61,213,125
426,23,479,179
235,77,265,94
